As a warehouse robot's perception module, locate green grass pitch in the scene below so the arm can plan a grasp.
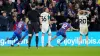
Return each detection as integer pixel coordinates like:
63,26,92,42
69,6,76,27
0,46,100,56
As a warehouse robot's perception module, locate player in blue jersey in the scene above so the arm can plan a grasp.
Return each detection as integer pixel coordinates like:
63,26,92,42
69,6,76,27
5,18,28,47
50,20,78,46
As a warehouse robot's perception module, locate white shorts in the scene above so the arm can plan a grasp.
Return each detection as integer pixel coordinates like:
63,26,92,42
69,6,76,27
41,25,51,34
80,26,88,35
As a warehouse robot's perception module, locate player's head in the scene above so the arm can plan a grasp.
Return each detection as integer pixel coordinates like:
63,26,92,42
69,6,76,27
43,7,49,13
66,19,71,24
2,11,7,17
31,4,36,10
20,18,25,22
80,10,84,15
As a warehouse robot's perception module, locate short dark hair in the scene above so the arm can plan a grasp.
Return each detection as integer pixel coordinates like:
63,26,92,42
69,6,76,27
43,7,48,12
66,19,71,23
1,11,6,14
31,4,36,8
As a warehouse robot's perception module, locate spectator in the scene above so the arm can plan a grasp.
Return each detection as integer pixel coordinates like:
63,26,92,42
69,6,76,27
0,0,100,31
51,17,57,31
3,0,15,15
36,3,44,14
15,0,24,14
0,0,4,15
43,0,50,7
0,11,9,31
67,3,76,22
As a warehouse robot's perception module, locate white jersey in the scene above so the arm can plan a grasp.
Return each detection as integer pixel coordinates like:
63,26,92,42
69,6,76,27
79,15,88,27
41,12,50,27
79,15,88,35
40,12,51,34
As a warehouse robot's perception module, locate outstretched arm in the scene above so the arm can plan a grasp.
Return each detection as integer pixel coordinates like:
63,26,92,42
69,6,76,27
71,27,78,31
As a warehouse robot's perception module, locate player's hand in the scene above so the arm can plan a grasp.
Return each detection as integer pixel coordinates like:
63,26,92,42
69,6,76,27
76,29,79,31
50,25,52,28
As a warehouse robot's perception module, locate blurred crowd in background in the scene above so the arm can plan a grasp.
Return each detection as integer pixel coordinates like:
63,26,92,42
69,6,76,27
0,0,100,31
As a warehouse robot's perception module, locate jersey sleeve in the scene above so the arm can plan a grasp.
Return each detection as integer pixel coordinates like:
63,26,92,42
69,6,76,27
23,23,28,37
23,23,28,31
40,13,43,17
48,14,50,20
85,14,89,17
69,24,72,28
23,29,28,37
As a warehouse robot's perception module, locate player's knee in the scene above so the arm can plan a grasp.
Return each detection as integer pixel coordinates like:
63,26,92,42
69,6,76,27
35,33,38,36
48,33,51,36
18,39,20,41
12,38,14,40
12,37,15,40
80,34,82,36
64,37,66,39
28,34,32,37
85,33,88,36
42,33,45,36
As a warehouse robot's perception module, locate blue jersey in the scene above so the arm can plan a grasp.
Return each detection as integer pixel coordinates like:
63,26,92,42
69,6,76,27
14,21,28,34
56,22,72,37
59,22,72,33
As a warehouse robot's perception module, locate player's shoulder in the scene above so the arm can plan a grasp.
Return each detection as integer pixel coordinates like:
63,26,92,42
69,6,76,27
79,15,86,18
41,12,49,16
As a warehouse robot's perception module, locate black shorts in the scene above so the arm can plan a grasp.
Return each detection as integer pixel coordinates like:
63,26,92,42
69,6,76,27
28,21,39,34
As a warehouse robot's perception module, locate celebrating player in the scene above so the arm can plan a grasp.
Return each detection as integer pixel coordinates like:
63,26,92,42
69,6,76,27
5,18,28,47
50,20,78,46
78,10,91,46
40,7,52,47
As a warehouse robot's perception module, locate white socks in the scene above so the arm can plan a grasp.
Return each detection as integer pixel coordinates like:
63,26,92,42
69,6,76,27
48,36,51,46
41,36,44,47
41,35,51,47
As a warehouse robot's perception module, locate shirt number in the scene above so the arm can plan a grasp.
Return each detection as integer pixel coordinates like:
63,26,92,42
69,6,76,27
79,19,86,24
42,16,47,22
62,24,67,29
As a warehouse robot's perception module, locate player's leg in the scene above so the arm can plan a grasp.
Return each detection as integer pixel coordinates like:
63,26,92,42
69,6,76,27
28,33,33,48
85,27,88,46
50,31,60,41
46,32,58,47
28,23,33,48
51,35,57,41
18,31,28,46
47,28,52,47
20,30,28,42
35,33,39,48
33,22,39,48
41,33,45,47
50,31,61,46
12,33,22,46
86,33,88,46
79,27,83,46
79,34,82,46
41,26,46,47
5,32,16,41
58,33,66,46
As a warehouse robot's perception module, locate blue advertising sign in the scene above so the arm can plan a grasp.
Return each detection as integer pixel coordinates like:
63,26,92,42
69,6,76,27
0,32,100,46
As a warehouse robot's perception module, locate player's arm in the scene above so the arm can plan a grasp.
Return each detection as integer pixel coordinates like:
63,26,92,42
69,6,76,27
39,13,43,27
77,10,81,16
21,24,28,41
78,10,91,15
77,10,84,15
59,23,62,25
48,14,52,27
50,17,57,24
39,16,42,25
86,10,91,15
71,26,78,31
39,16,42,29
